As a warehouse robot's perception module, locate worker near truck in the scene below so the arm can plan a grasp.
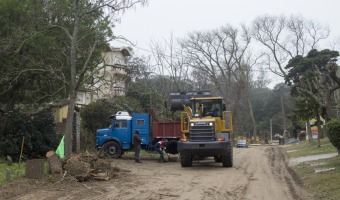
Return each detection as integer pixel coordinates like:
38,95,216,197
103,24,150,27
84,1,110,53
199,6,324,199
155,139,167,163
133,130,142,163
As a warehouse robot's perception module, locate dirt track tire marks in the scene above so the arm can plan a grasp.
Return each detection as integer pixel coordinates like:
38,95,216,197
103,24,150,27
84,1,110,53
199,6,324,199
5,146,317,200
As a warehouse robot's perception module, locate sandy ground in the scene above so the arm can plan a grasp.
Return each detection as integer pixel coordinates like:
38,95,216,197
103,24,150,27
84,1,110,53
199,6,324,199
0,145,316,200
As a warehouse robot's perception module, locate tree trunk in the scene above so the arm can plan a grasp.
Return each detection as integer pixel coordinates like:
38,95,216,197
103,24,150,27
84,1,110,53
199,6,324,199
65,0,79,159
280,92,286,134
325,87,335,119
75,111,80,152
315,109,322,147
65,95,76,159
306,120,313,142
248,99,257,143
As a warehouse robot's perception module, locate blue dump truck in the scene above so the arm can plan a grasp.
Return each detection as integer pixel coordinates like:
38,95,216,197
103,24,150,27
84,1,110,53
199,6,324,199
95,111,182,158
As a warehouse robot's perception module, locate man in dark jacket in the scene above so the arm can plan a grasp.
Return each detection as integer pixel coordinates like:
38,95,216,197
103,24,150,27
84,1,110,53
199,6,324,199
133,130,142,163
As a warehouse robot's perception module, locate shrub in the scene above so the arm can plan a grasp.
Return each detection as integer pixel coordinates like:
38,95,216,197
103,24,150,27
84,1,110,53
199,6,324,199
0,109,58,161
325,119,340,155
80,97,143,134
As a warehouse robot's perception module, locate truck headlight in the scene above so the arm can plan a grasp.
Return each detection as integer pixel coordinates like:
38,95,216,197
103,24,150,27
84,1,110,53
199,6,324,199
209,122,213,126
191,122,195,126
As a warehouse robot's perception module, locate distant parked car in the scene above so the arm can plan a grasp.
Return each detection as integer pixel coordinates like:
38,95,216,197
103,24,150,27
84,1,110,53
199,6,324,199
236,140,249,148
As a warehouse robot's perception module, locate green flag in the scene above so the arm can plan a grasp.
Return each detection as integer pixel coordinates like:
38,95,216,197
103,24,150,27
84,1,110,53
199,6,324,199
55,136,65,159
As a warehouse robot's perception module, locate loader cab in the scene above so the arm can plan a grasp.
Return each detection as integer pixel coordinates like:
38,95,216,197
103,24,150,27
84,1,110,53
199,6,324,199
191,97,223,118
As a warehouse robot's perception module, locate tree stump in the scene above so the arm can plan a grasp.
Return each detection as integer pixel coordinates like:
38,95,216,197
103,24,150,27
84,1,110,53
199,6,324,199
46,151,63,181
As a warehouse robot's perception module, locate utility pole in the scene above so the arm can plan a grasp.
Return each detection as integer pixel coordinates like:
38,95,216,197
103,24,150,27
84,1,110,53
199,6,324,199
280,86,287,144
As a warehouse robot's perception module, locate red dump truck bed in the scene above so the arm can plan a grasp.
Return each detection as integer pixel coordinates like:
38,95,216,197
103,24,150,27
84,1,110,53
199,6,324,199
152,121,182,139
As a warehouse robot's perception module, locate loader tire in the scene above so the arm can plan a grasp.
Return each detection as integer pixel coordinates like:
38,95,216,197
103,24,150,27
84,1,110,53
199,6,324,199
166,140,178,154
180,155,192,167
222,144,233,167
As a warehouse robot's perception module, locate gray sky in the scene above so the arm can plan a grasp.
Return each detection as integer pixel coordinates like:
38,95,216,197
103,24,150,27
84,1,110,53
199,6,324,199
111,0,340,86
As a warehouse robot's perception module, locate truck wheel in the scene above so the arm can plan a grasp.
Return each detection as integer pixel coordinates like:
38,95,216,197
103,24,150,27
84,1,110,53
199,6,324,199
222,145,233,167
103,141,121,159
180,155,192,167
214,156,222,162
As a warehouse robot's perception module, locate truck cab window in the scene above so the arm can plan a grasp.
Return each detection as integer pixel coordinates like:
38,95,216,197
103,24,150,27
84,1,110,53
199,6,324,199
114,120,127,128
114,121,119,127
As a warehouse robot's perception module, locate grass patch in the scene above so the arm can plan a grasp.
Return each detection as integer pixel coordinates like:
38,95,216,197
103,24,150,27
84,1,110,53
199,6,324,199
283,137,340,199
123,150,160,159
0,159,26,185
285,138,337,158
292,156,340,200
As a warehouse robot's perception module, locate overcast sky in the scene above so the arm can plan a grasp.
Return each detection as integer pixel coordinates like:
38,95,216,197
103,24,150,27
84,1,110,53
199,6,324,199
111,0,340,86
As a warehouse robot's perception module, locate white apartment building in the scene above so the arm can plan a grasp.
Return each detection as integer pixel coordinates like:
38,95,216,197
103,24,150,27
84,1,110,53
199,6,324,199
76,46,133,105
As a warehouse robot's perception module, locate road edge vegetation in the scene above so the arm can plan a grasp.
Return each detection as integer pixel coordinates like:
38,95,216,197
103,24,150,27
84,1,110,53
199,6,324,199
283,138,340,199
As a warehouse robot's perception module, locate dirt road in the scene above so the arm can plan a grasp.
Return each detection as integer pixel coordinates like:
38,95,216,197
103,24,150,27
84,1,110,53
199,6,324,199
0,145,315,200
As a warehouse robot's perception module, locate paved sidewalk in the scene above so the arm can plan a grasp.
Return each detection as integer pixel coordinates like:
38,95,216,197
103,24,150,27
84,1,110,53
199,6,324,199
289,152,338,166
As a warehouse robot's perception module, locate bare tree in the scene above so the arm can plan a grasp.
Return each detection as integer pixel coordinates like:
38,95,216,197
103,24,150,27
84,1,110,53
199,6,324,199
178,24,261,135
253,67,271,89
252,14,330,77
150,33,191,92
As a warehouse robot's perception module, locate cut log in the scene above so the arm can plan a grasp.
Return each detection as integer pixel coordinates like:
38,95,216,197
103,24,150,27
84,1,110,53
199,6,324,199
25,159,45,179
46,151,63,181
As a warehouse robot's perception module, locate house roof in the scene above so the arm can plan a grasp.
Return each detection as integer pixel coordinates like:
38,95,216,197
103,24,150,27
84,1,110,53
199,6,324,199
105,46,132,56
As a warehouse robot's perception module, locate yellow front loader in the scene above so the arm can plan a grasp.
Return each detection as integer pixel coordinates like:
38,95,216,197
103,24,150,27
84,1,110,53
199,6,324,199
170,92,233,167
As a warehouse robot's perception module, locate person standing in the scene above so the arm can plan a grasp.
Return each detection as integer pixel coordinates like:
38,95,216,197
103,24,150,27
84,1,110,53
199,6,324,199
133,130,142,163
155,139,167,163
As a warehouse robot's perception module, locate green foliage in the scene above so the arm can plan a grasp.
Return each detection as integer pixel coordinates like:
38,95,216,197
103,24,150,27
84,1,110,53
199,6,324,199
250,84,294,136
80,99,112,133
326,119,340,152
126,80,174,120
80,97,143,133
251,87,273,120
0,0,111,111
126,81,156,110
0,110,59,161
285,49,339,120
285,49,339,85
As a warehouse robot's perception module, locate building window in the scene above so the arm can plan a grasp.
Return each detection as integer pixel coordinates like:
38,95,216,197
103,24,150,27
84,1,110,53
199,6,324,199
136,119,145,126
114,86,125,96
115,56,122,64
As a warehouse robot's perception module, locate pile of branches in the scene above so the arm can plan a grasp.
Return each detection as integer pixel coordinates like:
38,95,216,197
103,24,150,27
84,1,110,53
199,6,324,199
46,151,130,182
